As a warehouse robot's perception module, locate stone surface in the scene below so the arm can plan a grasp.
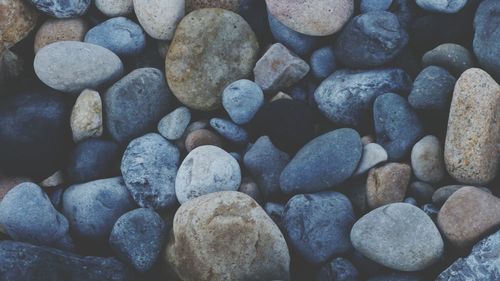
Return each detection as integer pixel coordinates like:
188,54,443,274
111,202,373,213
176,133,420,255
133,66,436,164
474,0,500,81
95,0,133,16
166,191,290,281
0,0,38,48
238,177,262,203
422,43,474,76
416,0,467,13
353,143,388,176
316,257,360,281
184,129,223,152
30,0,90,18
222,79,264,125
411,135,446,184
133,0,183,40
366,163,411,209
166,8,259,111
209,118,249,145
157,106,191,140
310,46,337,81
432,185,464,206
185,0,241,12
408,66,456,111
70,89,102,142
0,176,31,201
34,18,88,53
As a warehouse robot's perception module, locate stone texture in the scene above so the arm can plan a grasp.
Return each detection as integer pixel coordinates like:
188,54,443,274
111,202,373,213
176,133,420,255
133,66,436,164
133,0,184,41
432,185,464,206
416,0,467,13
316,257,360,281
34,18,88,53
0,0,38,48
30,0,90,18
222,79,264,125
422,43,474,76
70,89,102,143
157,106,191,141
353,143,388,176
366,163,411,209
411,135,446,184
95,0,133,16
473,0,500,81
186,0,241,12
408,66,456,111
184,129,223,152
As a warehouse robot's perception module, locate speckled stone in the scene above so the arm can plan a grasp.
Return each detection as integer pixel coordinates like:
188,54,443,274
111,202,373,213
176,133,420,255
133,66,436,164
34,18,88,53
411,135,446,184
422,43,474,76
222,79,264,125
133,0,184,40
30,0,91,18
95,0,133,17
416,0,467,13
408,66,456,111
366,163,411,209
0,0,38,48
70,89,102,143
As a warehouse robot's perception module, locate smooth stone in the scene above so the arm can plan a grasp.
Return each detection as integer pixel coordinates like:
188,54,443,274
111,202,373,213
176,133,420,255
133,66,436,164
62,177,135,241
95,0,133,16
30,0,90,18
316,257,360,281
209,118,249,145
416,0,467,13
432,185,464,206
474,0,500,81
422,43,475,76
444,68,500,185
314,68,412,128
408,181,435,205
104,67,173,144
409,66,456,111
374,93,424,160
360,0,393,13
166,8,259,111
40,171,65,188
0,176,31,201
185,0,241,12
175,145,241,204
0,48,23,86
109,208,166,272
132,0,183,40
351,203,444,271
411,135,446,184
222,79,264,125
366,163,411,209
0,0,38,48
157,106,191,140
310,46,337,81
280,128,362,194
184,129,223,152
84,17,146,56
238,177,262,203
70,89,103,142
34,41,124,93
166,191,290,281
34,18,89,53
437,186,500,249
121,133,180,210
353,143,388,176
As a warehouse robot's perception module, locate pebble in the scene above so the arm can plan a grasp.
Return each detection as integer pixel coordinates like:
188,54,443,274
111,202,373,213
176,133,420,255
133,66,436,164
95,0,133,17
184,129,224,152
432,185,465,206
444,68,500,185
474,0,500,81
133,0,184,40
416,0,467,13
165,191,290,281
34,18,89,53
314,68,412,128
175,145,241,204
271,91,292,101
166,8,259,111
157,107,191,141
84,17,146,56
408,181,435,205
34,41,124,93
360,0,393,13
280,128,362,194
209,118,249,145
366,163,411,209
316,257,360,281
284,192,355,264
437,186,500,249
109,208,166,272
353,143,388,176
422,43,474,77
310,46,337,81
121,133,180,210
351,203,444,271
222,79,264,125
0,48,23,86
30,0,91,18
0,0,38,48
185,0,241,12
342,177,368,216
404,197,418,206
411,135,446,184
104,67,173,144
70,89,103,143
237,177,262,203
373,93,424,160
0,176,31,201
253,43,309,93
409,66,456,111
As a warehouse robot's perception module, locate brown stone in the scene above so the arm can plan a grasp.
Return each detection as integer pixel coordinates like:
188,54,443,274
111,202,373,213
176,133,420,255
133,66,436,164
184,129,223,152
185,0,241,13
34,18,88,53
366,163,411,209
0,0,38,48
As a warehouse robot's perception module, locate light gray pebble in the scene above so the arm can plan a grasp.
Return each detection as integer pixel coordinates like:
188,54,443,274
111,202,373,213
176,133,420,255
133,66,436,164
158,107,191,141
222,79,264,125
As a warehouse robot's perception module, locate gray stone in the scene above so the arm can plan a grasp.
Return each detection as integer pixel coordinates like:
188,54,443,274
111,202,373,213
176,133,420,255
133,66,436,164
95,0,133,16
316,257,360,281
134,0,184,40
209,118,249,145
310,46,337,81
416,0,467,13
222,79,264,125
408,66,456,111
30,0,90,18
409,181,435,205
353,143,388,176
474,0,500,82
432,185,466,206
422,43,474,76
157,106,191,141
411,135,446,184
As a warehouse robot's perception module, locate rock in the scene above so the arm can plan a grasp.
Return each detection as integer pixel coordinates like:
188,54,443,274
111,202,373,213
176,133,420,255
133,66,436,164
109,208,167,272
70,89,103,142
133,0,183,40
238,177,262,203
0,0,38,48
185,0,241,12
264,202,285,231
62,177,135,241
351,203,444,271
104,68,173,144
411,135,446,184
404,197,418,206
367,273,425,281
121,133,180,210
184,129,223,152
95,0,133,16
84,17,146,56
444,68,500,185
422,203,439,222
284,192,355,264
280,128,362,194
416,0,467,13
422,43,474,76
40,171,65,188
166,191,290,281
366,163,411,209
209,118,249,145
342,177,368,216
166,8,259,111
474,0,500,81
175,145,241,204
432,185,464,206
0,48,24,86
34,18,89,53
310,46,337,81
0,176,31,201
374,93,424,160
253,43,309,93
316,257,360,281
437,186,500,249
266,0,353,36
222,79,264,125
408,181,435,205
34,41,123,93
362,135,375,145
409,66,456,111
0,183,73,250
30,0,90,18
360,0,393,13
271,91,292,101
353,143,388,176
314,68,412,128
157,106,191,141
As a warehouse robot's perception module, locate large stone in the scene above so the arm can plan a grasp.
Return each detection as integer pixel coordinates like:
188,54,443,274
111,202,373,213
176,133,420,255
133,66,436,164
411,135,446,184
70,89,102,142
366,163,411,209
34,18,88,53
133,0,184,41
30,0,90,18
473,0,500,82
0,0,38,48
422,43,474,76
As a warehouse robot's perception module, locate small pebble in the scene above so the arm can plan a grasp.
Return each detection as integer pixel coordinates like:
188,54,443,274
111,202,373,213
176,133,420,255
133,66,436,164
411,135,446,184
408,66,456,111
70,89,103,143
209,118,249,145
270,91,293,101
34,18,89,53
157,107,191,141
95,0,133,17
222,79,264,125
422,43,475,76
39,171,64,189
30,0,90,18
310,46,337,81
353,143,388,176
366,163,411,209
184,129,224,152
416,0,467,13
133,0,184,40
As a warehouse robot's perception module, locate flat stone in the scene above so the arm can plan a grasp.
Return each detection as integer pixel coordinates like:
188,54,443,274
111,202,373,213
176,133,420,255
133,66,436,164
422,43,474,76
366,163,411,209
95,0,133,16
0,0,38,48
416,0,467,13
157,106,191,141
474,0,500,81
408,66,456,111
222,79,264,125
30,0,91,18
133,0,183,40
184,129,223,152
353,143,388,176
34,18,89,53
70,89,103,143
411,135,446,184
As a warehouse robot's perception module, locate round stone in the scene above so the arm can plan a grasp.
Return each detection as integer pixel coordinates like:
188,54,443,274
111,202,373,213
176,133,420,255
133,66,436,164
184,129,223,152
0,0,38,48
30,0,91,18
422,43,475,76
409,66,456,111
366,163,411,209
411,135,446,184
95,0,133,16
133,0,184,40
34,18,88,53
70,89,103,143
157,106,191,141
222,79,264,125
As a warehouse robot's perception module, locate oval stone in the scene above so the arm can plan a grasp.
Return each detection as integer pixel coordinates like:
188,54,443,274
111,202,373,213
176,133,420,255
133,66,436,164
34,18,89,53
133,0,184,40
95,0,133,17
0,0,38,48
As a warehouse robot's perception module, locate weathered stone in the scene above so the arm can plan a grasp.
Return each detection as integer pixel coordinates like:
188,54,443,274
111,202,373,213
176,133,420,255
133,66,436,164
0,0,38,48
70,89,102,143
411,135,446,184
133,0,184,40
366,163,411,209
186,0,242,12
353,143,388,176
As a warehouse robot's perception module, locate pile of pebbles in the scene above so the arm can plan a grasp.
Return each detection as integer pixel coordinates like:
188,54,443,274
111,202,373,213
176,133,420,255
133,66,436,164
1,0,500,280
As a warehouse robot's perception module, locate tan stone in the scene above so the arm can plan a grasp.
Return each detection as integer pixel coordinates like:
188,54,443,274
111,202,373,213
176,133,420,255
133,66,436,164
39,170,65,188
34,18,88,53
0,0,38,48
184,129,223,152
366,163,411,209
185,0,241,13
271,92,292,102
70,89,103,142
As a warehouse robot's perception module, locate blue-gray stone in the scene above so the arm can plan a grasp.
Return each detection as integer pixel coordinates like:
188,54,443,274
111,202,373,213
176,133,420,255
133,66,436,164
416,0,467,13
84,17,146,56
30,0,90,18
373,93,424,160
404,197,418,206
283,192,356,265
408,181,435,205
310,46,337,81
222,79,264,125
109,208,167,272
473,0,500,82
408,66,456,111
157,106,191,140
314,68,412,128
280,128,362,194
316,257,360,281
421,203,439,222
264,202,285,231
209,118,249,145
360,0,394,13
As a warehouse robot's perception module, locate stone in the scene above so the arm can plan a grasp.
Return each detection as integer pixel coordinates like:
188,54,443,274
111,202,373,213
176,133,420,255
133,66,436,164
314,68,412,128
270,91,292,101
62,177,135,241
40,171,65,188
84,17,146,56
222,79,264,125
411,135,446,184
264,202,285,231
432,185,464,206
70,89,103,142
404,197,418,206
353,143,388,176
316,257,360,281
95,0,133,16
34,41,123,93
422,43,474,76
422,203,439,222
109,208,167,272
310,46,337,81
0,176,31,201
121,133,180,210
238,177,262,203
209,118,249,145
360,0,393,13
416,0,467,13
366,163,411,209
166,191,290,281
266,0,353,36
280,128,362,194
184,129,223,152
185,0,241,12
342,177,368,216
0,183,73,250
409,66,456,111
351,203,444,271
408,181,435,205
0,0,38,48
30,0,90,18
34,18,88,53
166,8,259,111
0,48,23,86
104,67,173,144
175,145,241,204
437,186,500,249
473,0,500,81
253,43,309,93
157,106,191,141
444,68,500,185
374,93,424,160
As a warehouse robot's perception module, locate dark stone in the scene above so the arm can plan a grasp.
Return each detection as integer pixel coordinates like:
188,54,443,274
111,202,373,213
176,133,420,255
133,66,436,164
316,257,360,281
473,0,500,82
408,181,435,205
239,0,272,45
264,202,285,232
309,46,337,81
408,66,456,111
